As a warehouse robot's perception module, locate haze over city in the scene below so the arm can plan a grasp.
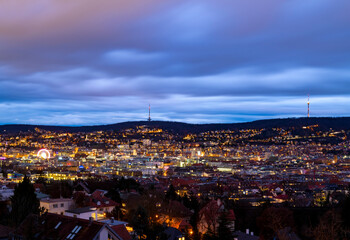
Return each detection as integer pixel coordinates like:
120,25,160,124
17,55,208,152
1,0,350,125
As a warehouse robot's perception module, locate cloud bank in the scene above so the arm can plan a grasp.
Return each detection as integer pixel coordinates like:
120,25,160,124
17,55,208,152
0,0,349,125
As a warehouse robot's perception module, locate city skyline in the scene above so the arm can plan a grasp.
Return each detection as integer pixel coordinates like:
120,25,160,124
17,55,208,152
0,0,350,125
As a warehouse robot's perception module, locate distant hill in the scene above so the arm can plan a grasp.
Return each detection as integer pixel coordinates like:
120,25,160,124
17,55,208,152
1,117,350,135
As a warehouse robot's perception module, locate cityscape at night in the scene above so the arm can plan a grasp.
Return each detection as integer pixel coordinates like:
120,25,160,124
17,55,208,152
1,1,350,240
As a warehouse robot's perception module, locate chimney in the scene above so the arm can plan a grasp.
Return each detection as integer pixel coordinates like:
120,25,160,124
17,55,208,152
246,229,249,235
251,232,254,236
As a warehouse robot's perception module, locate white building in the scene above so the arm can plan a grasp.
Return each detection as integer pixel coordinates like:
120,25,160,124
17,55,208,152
40,198,75,215
65,207,98,220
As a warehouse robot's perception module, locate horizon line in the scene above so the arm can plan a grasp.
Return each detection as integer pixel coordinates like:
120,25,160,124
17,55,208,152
1,116,349,128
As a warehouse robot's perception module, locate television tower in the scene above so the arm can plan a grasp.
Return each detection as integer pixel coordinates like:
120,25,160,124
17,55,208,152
307,94,310,118
148,104,151,122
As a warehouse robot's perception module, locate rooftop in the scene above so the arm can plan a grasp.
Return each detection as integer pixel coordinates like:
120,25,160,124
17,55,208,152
40,198,73,203
66,207,97,214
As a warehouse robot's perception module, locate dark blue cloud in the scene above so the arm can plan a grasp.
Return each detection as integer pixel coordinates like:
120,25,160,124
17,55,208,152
0,0,349,125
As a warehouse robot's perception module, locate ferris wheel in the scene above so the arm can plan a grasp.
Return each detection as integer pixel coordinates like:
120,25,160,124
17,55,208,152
37,149,51,160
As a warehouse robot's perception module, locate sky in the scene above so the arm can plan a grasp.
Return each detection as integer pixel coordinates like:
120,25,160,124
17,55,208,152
0,0,349,125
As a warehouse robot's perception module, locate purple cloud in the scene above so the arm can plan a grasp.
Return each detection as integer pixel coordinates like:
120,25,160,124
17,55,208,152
0,0,349,125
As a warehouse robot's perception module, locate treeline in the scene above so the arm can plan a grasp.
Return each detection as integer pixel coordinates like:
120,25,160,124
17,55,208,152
2,117,350,135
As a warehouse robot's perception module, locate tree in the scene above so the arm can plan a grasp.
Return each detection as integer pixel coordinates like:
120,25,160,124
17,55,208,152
118,177,140,192
188,196,200,240
106,188,121,204
0,200,10,225
35,177,47,185
45,180,73,198
9,176,40,227
257,207,294,240
109,206,124,221
146,222,168,240
341,194,350,228
217,212,233,240
73,191,87,208
341,194,350,239
313,210,343,240
202,229,218,240
165,184,177,201
199,200,222,236
129,205,168,240
130,206,150,239
1,168,8,179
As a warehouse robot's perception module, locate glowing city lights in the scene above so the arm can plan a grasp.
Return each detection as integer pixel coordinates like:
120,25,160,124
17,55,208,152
37,149,50,160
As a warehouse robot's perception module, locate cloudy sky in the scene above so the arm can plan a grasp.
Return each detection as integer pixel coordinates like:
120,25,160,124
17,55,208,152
0,0,349,125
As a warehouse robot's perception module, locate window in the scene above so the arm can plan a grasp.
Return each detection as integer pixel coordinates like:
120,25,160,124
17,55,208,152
54,222,62,229
61,203,64,207
66,226,82,239
53,204,58,208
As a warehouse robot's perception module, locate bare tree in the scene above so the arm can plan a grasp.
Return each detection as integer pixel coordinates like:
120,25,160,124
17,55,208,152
313,210,343,240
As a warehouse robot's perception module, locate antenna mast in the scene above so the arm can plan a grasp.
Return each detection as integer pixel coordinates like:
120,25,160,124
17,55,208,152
307,94,310,118
148,104,151,122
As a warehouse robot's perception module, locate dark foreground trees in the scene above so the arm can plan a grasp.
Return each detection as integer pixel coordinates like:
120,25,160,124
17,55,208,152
9,176,40,227
129,206,168,240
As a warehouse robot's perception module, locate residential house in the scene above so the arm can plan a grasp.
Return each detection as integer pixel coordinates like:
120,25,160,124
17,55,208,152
89,190,118,217
40,198,75,215
100,218,132,240
10,213,125,240
65,207,98,220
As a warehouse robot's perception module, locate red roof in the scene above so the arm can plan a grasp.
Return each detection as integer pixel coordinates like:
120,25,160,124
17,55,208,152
111,225,132,240
226,209,236,221
178,219,191,231
13,213,123,240
192,163,204,166
308,183,325,190
171,178,196,187
199,199,222,222
89,190,119,208
275,194,289,200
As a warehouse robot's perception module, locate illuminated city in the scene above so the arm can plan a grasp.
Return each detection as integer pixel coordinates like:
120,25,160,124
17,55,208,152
1,1,350,240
